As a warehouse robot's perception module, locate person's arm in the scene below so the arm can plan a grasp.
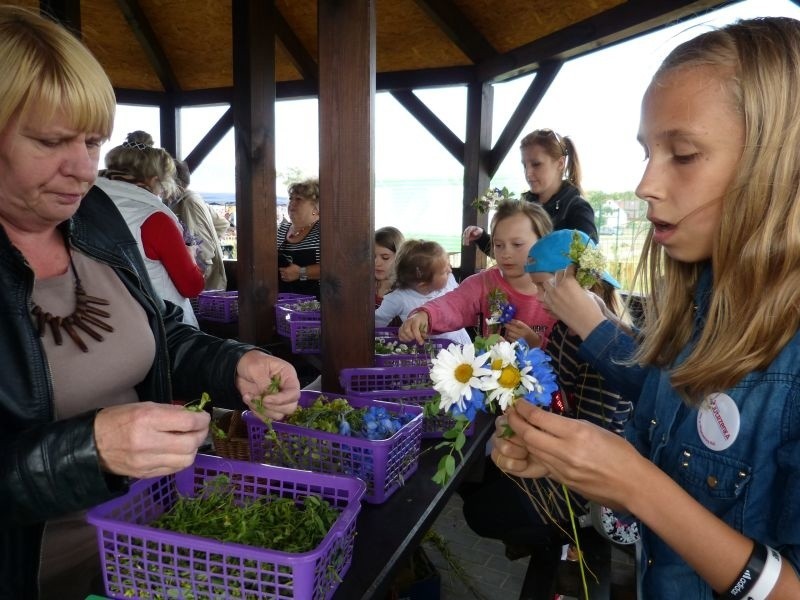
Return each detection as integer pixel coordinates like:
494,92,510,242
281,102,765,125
419,273,484,335
540,269,648,397
375,290,402,327
476,229,491,256
140,212,205,297
209,206,230,238
579,320,648,399
178,196,221,269
493,404,800,597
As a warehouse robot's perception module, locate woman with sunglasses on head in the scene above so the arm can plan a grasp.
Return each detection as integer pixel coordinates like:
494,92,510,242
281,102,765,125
463,129,598,255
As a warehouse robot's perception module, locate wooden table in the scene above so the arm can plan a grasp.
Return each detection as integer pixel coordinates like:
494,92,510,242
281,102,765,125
332,411,495,600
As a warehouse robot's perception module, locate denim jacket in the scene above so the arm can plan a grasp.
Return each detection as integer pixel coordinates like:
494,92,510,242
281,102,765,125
580,266,800,598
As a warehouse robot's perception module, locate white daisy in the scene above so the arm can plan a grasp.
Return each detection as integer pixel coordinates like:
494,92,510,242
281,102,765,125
430,343,491,413
484,341,543,411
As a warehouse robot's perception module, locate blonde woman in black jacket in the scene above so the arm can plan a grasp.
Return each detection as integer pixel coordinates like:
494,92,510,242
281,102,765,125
0,8,300,598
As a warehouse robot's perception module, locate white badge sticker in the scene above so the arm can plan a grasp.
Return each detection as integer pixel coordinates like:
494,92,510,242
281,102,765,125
696,393,740,451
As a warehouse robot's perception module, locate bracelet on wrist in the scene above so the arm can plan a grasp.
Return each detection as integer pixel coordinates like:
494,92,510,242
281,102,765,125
721,540,766,599
746,545,782,600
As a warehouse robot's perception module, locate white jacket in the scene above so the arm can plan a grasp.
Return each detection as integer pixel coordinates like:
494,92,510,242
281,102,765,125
94,177,198,327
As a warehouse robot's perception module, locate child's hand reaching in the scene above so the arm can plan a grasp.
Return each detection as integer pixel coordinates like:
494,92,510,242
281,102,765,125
502,319,542,347
399,311,429,345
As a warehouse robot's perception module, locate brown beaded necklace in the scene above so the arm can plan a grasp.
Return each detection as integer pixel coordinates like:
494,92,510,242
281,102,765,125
30,250,114,353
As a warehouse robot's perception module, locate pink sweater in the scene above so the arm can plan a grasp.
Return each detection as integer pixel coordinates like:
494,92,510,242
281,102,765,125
414,267,556,345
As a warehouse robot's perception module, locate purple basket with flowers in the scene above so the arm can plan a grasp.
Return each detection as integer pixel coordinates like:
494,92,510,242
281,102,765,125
274,295,319,337
244,391,423,504
373,335,458,368
339,366,475,439
86,454,365,600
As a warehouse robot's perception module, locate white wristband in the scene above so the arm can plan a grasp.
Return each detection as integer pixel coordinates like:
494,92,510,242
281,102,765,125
746,545,782,600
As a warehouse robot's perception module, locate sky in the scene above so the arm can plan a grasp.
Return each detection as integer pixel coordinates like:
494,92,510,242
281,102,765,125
103,0,800,201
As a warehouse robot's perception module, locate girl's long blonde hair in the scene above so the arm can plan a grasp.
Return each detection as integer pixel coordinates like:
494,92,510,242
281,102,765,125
634,17,800,405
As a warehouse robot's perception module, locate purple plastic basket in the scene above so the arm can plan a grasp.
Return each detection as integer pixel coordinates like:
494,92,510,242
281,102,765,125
277,293,316,303
275,299,321,337
87,454,365,600
197,291,238,323
373,336,457,368
288,318,322,354
339,365,432,394
244,391,423,504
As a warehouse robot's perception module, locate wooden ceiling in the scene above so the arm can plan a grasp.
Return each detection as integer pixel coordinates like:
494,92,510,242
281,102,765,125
29,0,734,101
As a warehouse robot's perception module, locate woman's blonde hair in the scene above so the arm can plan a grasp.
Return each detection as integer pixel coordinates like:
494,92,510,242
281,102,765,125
104,130,178,198
489,199,553,256
634,17,800,404
393,239,447,289
520,129,583,195
0,6,114,137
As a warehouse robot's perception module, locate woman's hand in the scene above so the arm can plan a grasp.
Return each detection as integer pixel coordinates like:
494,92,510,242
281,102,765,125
494,400,646,510
279,263,300,282
539,268,606,340
502,319,541,347
236,350,301,420
399,311,429,344
95,402,210,479
462,225,484,247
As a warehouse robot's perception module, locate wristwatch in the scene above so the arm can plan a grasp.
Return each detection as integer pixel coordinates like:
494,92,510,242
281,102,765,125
299,266,308,281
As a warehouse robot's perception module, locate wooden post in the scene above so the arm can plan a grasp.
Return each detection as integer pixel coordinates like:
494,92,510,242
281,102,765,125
461,81,493,277
232,0,278,344
318,0,376,390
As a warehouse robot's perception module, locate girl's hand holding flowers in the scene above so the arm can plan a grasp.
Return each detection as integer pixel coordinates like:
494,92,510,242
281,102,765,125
502,318,542,347
538,268,606,339
496,399,647,511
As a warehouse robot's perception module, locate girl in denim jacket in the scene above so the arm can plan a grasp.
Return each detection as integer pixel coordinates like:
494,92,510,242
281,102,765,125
492,17,800,599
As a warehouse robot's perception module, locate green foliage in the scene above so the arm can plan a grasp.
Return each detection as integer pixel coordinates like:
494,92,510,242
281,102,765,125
431,416,471,485
151,475,339,554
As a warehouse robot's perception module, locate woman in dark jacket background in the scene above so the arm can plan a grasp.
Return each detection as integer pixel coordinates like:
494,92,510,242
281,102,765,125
0,7,300,598
463,128,598,255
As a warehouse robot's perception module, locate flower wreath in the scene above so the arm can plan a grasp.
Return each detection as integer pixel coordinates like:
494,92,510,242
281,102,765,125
471,186,516,214
568,230,608,289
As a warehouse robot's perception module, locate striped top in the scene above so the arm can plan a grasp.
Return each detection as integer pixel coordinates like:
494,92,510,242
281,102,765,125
278,220,321,298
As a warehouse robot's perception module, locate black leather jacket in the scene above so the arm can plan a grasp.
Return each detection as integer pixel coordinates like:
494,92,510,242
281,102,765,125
0,187,255,599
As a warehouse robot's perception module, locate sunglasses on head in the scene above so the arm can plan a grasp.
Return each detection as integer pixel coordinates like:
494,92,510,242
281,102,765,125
533,129,567,157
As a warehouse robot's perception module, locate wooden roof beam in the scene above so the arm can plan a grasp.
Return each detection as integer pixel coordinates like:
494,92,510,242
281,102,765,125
183,108,234,171
487,60,562,178
114,0,181,92
40,0,81,32
275,7,319,82
477,0,731,82
412,0,496,63
390,90,464,165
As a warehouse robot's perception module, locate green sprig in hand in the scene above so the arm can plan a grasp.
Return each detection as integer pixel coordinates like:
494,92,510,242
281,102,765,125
250,375,295,465
184,392,227,439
